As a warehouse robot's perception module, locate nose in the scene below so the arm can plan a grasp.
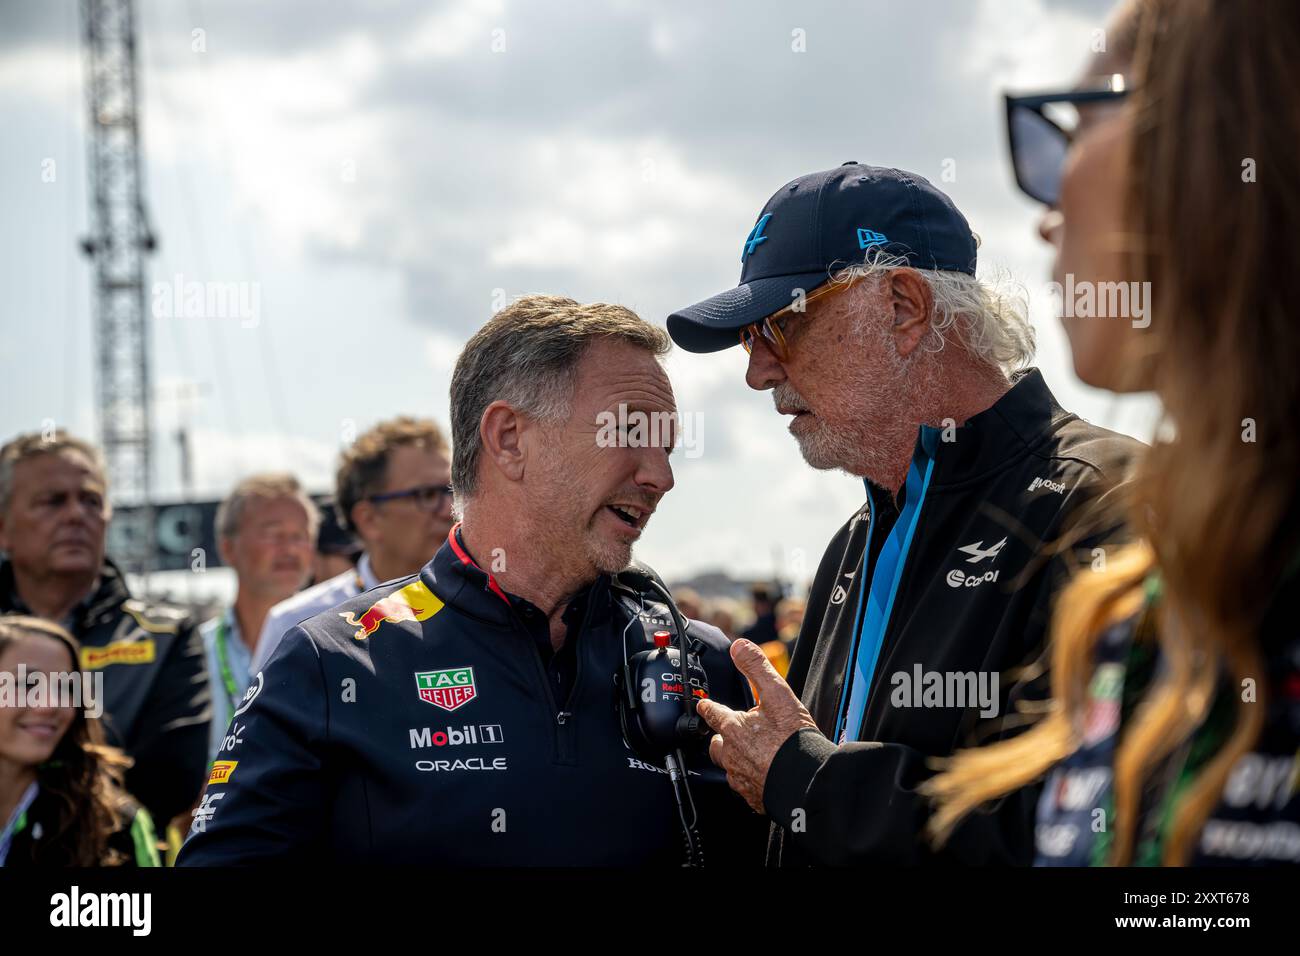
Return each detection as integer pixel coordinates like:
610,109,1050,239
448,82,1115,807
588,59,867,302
634,447,675,499
24,697,62,718
276,542,308,565
58,497,93,525
1038,208,1064,246
744,338,786,392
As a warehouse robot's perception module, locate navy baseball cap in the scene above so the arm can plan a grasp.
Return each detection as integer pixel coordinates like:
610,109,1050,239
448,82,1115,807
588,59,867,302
667,162,978,353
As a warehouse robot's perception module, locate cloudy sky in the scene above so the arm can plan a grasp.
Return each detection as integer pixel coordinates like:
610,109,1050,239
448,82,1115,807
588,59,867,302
1,0,1157,594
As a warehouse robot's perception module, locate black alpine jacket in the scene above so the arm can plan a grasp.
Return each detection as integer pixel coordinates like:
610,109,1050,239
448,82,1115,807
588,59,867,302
765,369,1139,866
0,559,212,826
177,529,761,866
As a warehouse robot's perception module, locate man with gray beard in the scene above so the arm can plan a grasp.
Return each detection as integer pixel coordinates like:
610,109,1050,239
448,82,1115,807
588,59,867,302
667,163,1138,865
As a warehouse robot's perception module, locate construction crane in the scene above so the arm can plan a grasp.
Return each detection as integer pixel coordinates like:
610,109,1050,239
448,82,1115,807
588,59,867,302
79,0,157,579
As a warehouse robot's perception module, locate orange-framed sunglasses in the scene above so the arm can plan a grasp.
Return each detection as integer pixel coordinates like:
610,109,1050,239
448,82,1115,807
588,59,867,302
738,277,856,361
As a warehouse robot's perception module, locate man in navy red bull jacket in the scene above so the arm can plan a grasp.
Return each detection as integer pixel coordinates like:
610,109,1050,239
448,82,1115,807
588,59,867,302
178,295,760,866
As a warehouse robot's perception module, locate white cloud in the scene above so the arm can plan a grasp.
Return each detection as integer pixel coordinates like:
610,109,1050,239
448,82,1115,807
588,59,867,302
398,0,507,60
0,45,80,105
486,136,751,272
964,0,1098,90
184,426,337,498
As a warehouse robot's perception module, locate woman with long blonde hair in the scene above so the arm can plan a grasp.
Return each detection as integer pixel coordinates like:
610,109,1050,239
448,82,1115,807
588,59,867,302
925,0,1300,865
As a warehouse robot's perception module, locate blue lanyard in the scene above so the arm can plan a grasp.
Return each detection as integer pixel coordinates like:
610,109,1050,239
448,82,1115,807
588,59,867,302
833,431,938,743
832,484,877,743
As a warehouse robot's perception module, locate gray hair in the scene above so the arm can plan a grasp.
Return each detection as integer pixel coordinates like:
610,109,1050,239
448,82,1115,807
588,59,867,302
216,472,320,542
0,431,108,515
450,294,671,504
835,247,1035,375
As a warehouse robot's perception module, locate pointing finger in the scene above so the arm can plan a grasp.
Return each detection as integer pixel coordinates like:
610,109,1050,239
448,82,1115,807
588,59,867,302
696,697,737,732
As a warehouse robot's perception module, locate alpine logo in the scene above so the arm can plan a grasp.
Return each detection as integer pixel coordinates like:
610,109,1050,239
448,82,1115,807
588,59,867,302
948,535,1008,588
742,213,772,261
1028,476,1067,494
956,536,1007,564
415,667,476,711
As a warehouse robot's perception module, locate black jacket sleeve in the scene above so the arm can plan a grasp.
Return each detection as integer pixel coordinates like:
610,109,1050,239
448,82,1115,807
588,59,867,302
124,617,212,826
763,729,1040,865
176,628,331,866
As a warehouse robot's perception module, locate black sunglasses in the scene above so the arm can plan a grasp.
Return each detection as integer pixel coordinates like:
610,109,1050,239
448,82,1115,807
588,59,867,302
1004,76,1129,206
367,483,453,510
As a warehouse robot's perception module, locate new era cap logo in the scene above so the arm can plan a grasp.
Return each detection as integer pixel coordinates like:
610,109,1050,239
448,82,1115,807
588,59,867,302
857,228,888,249
742,213,772,262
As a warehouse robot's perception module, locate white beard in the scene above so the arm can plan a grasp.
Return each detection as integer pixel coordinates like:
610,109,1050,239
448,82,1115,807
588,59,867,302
780,320,931,485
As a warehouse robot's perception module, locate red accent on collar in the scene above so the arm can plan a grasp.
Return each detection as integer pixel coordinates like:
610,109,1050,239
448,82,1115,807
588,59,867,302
447,523,510,606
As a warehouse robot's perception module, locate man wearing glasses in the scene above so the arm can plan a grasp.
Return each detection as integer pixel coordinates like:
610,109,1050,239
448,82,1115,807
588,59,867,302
667,163,1139,864
251,416,454,673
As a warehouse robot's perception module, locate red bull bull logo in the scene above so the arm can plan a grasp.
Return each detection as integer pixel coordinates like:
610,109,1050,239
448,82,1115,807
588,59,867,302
340,580,444,640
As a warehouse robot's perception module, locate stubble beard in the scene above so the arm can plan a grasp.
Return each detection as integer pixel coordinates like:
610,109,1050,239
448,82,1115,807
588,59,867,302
782,332,928,487
531,441,633,581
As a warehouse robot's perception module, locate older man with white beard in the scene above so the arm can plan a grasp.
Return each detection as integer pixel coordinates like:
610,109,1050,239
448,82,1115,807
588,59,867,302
667,163,1139,865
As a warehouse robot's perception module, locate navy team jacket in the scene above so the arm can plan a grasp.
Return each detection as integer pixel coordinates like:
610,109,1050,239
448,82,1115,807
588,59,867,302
177,530,761,866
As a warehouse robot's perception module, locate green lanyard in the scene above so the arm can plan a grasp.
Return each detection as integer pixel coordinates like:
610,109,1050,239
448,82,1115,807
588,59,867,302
214,615,242,709
0,782,39,865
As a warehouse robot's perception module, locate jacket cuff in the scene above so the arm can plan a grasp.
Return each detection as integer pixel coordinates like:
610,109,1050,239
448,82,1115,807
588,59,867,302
763,727,836,828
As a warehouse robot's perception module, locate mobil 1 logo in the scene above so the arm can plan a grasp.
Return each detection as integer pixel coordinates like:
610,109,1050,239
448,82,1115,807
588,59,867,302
409,724,504,749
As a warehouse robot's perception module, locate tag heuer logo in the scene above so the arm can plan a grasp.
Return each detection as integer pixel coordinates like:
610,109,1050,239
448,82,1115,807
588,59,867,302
415,667,477,711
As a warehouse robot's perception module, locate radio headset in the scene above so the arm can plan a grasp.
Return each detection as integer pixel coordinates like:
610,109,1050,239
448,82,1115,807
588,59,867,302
610,565,712,867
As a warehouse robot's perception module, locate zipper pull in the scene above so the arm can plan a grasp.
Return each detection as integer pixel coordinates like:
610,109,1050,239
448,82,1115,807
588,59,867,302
556,711,572,725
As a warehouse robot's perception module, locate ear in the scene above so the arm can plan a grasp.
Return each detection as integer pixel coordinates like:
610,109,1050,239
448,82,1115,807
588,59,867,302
479,400,528,484
886,268,934,358
349,498,379,543
216,535,236,568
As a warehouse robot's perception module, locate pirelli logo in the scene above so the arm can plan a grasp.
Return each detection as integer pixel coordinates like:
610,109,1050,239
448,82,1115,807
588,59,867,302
208,760,238,785
81,639,156,670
